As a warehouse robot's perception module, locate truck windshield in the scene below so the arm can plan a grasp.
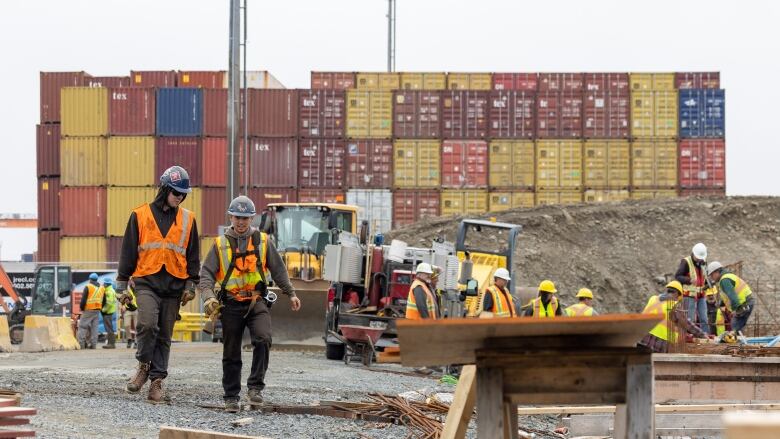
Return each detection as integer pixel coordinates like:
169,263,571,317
275,207,330,252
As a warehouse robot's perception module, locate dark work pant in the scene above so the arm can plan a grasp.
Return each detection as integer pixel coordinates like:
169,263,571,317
103,313,115,345
135,289,180,380
221,298,272,400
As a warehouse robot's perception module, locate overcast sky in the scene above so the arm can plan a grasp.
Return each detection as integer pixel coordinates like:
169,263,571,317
0,0,778,259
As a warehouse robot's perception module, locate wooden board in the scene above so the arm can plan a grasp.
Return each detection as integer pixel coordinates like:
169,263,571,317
397,314,661,366
515,403,780,415
0,407,36,417
159,426,272,439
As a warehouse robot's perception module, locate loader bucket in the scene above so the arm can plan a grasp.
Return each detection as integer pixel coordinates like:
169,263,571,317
269,280,330,346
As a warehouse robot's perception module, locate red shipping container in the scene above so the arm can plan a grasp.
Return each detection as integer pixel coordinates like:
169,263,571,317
109,87,156,135
393,91,441,138
492,73,538,91
177,71,225,88
345,139,393,188
200,188,228,235
583,73,629,93
538,73,584,92
86,76,131,88
298,189,345,204
441,91,488,139
583,90,630,138
311,72,356,90
299,138,346,188
202,88,228,137
202,138,228,187
679,139,726,189
392,190,440,227
37,124,60,177
155,137,202,186
248,138,298,188
679,188,726,198
536,91,583,138
441,140,489,188
247,89,299,137
299,89,346,138
675,72,720,89
37,230,60,262
488,90,535,139
130,70,177,87
107,236,123,263
59,187,107,236
247,188,298,212
38,177,60,230
40,72,87,123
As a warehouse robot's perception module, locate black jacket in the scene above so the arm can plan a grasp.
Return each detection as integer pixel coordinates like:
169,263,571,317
411,284,438,319
675,256,706,287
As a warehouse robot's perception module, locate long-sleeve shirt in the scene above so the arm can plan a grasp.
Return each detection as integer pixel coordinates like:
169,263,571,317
675,257,706,287
521,295,563,317
410,284,439,319
482,286,515,316
718,271,742,309
79,281,105,311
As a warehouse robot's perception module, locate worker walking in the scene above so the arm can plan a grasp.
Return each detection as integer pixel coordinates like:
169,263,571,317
705,289,726,336
405,263,439,320
639,281,707,353
479,268,516,318
675,243,710,334
101,278,118,349
564,288,598,317
199,196,300,413
121,295,139,349
77,273,104,349
522,280,562,317
115,166,200,404
707,261,754,334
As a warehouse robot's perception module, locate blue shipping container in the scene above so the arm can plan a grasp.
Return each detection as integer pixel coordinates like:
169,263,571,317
156,88,203,136
679,89,725,138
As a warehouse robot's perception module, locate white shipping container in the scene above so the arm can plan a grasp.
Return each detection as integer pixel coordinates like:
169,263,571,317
222,70,285,89
346,189,393,235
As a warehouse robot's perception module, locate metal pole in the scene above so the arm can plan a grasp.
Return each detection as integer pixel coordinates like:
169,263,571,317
386,0,394,72
242,0,249,194
393,0,397,71
227,0,241,209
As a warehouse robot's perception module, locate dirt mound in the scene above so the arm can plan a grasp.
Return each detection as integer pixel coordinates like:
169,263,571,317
386,196,780,314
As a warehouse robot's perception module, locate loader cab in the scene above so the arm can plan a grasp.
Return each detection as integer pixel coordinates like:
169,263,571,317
265,203,358,257
29,265,73,316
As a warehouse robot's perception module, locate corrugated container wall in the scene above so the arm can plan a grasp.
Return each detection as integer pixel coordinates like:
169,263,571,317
584,73,629,93
176,71,225,88
631,91,678,138
492,73,538,91
107,187,157,236
356,72,400,90
346,91,392,138
36,124,60,177
37,177,60,230
441,91,488,138
298,139,346,188
107,137,156,186
583,74,630,138
59,237,107,268
311,72,356,90
392,190,440,227
399,72,446,90
536,91,582,138
393,140,441,188
248,138,298,187
223,70,285,89
345,139,393,189
489,91,535,139
441,140,489,188
130,70,177,87
440,190,489,216
675,72,720,89
488,191,535,211
630,189,678,200
109,87,156,135
678,139,726,189
61,87,108,136
299,90,346,138
246,188,297,212
535,190,583,206
37,230,60,262
446,73,492,90
202,88,228,137
631,140,678,189
393,91,441,138
106,236,123,262
40,72,87,123
59,187,107,236
629,73,675,91
346,189,393,234
247,89,299,137
297,189,345,204
488,140,535,189
201,138,229,187
200,188,227,235
538,73,584,92
155,137,202,186
583,140,630,188
679,89,725,138
156,88,203,136
536,140,583,189
60,137,107,186
679,188,725,198
86,76,130,88
584,189,630,203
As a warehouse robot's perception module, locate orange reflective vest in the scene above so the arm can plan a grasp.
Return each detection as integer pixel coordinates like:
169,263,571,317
531,296,559,318
214,232,269,302
564,302,594,317
643,294,679,342
484,285,516,318
405,280,437,320
84,283,104,311
132,203,194,279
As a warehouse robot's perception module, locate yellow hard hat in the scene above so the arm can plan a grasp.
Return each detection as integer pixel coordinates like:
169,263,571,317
576,288,594,299
665,280,683,295
705,287,718,296
539,279,557,294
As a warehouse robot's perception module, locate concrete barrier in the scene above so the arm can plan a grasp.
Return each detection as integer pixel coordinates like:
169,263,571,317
0,315,12,352
19,315,56,352
52,317,79,350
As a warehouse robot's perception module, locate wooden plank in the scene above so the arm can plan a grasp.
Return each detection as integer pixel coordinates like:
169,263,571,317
0,431,35,438
0,399,16,408
383,346,400,354
625,355,654,439
503,365,626,396
477,367,504,439
0,418,30,426
508,392,626,405
442,364,477,439
0,407,36,417
159,426,272,439
504,403,519,439
376,352,401,364
723,411,780,439
516,402,780,415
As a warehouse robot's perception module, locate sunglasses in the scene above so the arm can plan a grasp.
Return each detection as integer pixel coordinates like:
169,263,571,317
171,189,186,197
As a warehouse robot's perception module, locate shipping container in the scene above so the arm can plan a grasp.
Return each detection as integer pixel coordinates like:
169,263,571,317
37,177,60,230
130,70,177,87
675,72,720,89
202,88,227,137
392,190,440,227
346,90,392,138
535,190,583,206
441,140,489,188
679,139,726,189
346,189,393,234
248,138,298,187
37,230,60,262
630,189,677,200
583,189,630,203
298,138,346,188
200,236,218,262
223,70,285,89
297,189,345,204
393,140,441,188
446,73,492,90
299,89,346,138
36,124,60,177
107,187,157,236
311,72,356,90
488,191,535,211
393,91,441,138
155,137,202,186
630,91,678,138
59,187,107,236
356,72,400,90
61,87,108,136
488,140,535,189
185,188,203,226
583,140,630,188
440,190,489,216
247,187,298,212
629,73,675,91
583,89,630,138
679,188,726,198
536,140,583,189
109,87,156,135
59,237,107,268
60,137,107,186
156,88,203,136
200,188,227,235
492,73,538,91
86,76,131,88
488,90,535,138
40,72,87,123
538,73,584,92
201,138,227,187
107,136,155,186
441,91,488,139
583,73,629,93
536,91,583,138
345,139,393,188
107,236,123,263
176,71,225,88
631,140,678,188
399,72,447,90
679,89,725,138
247,89,299,137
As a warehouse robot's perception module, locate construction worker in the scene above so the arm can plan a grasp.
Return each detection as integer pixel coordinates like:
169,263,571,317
675,243,710,334
522,280,562,317
639,281,707,353
77,273,104,349
705,288,726,336
707,261,754,333
564,288,598,317
405,263,439,320
199,195,300,413
115,166,200,404
121,289,139,349
480,268,516,318
100,278,118,349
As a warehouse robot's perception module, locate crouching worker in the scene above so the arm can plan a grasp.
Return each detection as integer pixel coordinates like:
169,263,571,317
639,281,707,353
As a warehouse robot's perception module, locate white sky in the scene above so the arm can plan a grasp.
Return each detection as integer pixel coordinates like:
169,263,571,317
0,0,778,260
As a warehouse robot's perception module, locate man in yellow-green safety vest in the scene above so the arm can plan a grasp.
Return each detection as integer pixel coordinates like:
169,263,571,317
639,281,707,353
100,278,118,349
708,261,754,334
522,280,562,317
705,288,726,336
565,288,598,317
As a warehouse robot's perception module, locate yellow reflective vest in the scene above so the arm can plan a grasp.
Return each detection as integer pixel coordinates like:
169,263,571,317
531,296,559,318
214,232,269,301
564,302,595,317
643,294,679,343
718,273,753,312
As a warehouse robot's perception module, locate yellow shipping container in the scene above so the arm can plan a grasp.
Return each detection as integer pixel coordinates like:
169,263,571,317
536,140,583,189
393,140,441,188
441,190,489,216
488,191,535,212
630,189,678,200
630,91,654,138
60,237,107,268
60,137,107,186
107,187,157,236
369,91,393,137
583,140,630,188
629,73,675,91
489,140,535,189
107,137,156,186
631,91,678,138
201,236,218,261
535,190,583,206
584,189,630,203
400,72,447,90
61,87,108,136
356,72,399,90
346,91,392,138
187,188,203,226
447,73,492,90
631,140,678,188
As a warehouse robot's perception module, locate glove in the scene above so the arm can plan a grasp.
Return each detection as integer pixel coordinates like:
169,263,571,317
180,281,197,306
735,303,751,317
204,297,220,316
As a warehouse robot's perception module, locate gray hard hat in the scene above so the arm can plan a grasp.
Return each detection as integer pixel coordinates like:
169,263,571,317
227,195,256,217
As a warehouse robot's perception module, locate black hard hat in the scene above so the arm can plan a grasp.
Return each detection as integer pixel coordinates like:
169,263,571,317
160,166,192,194
227,195,256,217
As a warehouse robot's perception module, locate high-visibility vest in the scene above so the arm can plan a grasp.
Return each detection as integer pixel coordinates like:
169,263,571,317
101,286,117,314
132,203,194,279
682,256,704,297
531,296,559,318
564,302,594,317
214,232,269,302
484,285,516,318
405,280,437,320
719,273,753,312
84,283,104,311
643,295,679,342
714,308,726,336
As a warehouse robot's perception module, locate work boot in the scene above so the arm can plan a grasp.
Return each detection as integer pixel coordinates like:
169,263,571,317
147,378,170,404
247,388,263,405
126,339,133,349
103,333,116,349
102,344,116,349
126,361,150,393
224,399,240,413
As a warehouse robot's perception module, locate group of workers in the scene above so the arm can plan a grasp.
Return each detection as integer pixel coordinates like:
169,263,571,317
77,274,138,349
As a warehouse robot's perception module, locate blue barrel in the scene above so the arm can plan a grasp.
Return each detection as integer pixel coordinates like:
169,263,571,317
156,88,203,136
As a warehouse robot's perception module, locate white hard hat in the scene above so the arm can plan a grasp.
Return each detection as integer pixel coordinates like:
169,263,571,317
692,243,708,260
416,263,433,274
707,261,723,276
493,268,511,281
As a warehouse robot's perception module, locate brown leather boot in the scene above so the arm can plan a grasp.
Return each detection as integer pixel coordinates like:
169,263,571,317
147,378,170,404
125,361,150,393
